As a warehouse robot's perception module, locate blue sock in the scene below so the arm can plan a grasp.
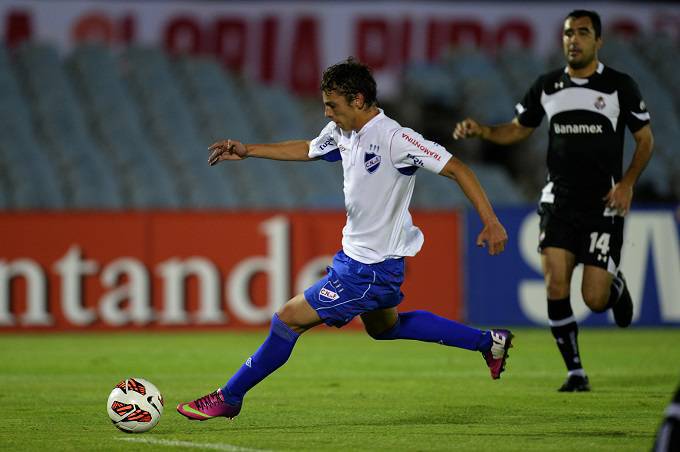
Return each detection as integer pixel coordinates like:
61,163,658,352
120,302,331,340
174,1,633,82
221,314,299,404
372,310,491,352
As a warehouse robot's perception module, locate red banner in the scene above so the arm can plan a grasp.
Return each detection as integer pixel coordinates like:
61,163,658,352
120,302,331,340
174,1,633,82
0,211,461,330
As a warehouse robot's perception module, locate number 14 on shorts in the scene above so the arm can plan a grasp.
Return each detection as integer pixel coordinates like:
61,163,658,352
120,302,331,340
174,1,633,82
589,232,611,262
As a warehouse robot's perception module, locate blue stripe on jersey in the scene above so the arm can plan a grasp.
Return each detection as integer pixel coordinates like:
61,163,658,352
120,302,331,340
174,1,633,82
320,149,341,162
397,166,418,176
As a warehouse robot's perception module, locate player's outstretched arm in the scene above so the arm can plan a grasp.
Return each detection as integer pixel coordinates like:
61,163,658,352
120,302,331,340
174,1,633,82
439,157,508,255
208,139,313,166
453,117,534,145
603,124,654,216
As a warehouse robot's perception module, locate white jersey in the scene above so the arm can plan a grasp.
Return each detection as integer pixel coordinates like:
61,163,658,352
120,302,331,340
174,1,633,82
309,109,452,263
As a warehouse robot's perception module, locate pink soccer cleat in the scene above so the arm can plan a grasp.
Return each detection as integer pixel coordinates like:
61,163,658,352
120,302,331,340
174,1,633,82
176,389,242,421
482,329,514,380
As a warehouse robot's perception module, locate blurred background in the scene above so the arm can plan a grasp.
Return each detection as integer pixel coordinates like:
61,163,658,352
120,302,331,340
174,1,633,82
0,0,678,331
1,0,679,210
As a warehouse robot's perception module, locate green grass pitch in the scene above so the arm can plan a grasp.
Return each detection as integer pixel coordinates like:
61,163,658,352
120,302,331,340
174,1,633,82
1,328,678,451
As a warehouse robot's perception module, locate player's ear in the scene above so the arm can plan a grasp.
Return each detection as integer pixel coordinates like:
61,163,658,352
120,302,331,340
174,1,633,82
353,93,365,109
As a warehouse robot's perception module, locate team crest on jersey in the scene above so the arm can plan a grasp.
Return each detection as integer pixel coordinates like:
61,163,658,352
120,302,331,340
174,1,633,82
594,96,606,110
364,144,381,174
319,281,340,302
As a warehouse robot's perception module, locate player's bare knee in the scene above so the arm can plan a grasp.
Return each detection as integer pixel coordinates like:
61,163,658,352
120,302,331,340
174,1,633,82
546,280,570,299
583,289,609,313
276,302,300,328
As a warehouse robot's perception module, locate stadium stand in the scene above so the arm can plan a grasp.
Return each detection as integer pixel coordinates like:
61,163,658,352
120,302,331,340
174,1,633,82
597,36,679,200
403,40,679,205
14,43,123,209
0,38,676,210
176,53,345,209
121,46,244,209
631,35,680,200
0,45,66,209
68,45,182,208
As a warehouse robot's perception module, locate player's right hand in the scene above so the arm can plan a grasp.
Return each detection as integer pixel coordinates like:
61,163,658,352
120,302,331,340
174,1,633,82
453,118,482,140
208,140,248,165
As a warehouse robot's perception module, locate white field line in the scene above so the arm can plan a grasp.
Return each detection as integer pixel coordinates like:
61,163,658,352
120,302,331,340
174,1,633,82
115,436,271,452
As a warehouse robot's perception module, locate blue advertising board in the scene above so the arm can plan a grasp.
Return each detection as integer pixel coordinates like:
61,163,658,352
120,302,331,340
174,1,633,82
465,206,680,326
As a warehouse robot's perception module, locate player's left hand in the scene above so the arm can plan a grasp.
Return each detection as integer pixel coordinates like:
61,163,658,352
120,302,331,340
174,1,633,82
604,182,633,216
476,219,508,256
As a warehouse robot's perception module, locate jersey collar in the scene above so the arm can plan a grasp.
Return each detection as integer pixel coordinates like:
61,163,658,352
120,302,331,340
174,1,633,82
564,62,605,85
356,108,385,136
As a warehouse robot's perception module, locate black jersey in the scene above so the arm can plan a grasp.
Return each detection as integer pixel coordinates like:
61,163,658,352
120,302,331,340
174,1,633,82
515,63,650,210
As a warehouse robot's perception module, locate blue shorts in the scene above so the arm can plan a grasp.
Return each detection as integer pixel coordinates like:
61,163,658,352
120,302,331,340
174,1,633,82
304,250,405,328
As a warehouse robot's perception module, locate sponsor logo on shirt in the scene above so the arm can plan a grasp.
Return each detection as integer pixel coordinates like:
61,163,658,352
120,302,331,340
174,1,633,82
319,281,340,302
401,132,441,161
407,153,424,167
316,135,338,154
553,123,604,134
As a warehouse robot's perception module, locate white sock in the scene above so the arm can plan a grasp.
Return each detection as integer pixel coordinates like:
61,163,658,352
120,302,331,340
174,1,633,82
568,368,586,378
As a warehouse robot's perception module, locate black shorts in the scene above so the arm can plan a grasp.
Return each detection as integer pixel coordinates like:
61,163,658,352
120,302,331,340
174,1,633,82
538,202,624,273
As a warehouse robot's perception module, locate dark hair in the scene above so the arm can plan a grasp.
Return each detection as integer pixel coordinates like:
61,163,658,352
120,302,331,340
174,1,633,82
566,10,602,39
320,57,377,107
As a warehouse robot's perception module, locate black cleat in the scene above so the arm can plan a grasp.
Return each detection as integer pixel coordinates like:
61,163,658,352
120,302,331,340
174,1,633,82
558,375,591,392
612,271,633,328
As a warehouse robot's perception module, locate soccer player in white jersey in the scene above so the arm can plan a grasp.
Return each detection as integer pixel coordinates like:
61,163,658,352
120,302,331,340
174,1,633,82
177,58,513,421
453,10,654,392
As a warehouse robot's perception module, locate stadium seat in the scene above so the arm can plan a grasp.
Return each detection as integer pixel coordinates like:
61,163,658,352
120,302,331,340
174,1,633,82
468,163,526,205
0,46,66,209
0,36,675,211
411,171,470,209
0,133,67,209
14,43,123,209
68,44,182,208
122,47,241,208
497,49,547,101
440,49,516,125
173,54,329,208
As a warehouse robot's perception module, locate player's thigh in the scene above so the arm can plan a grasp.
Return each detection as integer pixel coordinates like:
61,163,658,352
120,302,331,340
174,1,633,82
581,265,614,310
538,203,580,257
541,247,577,298
361,307,399,337
577,215,624,274
277,293,324,334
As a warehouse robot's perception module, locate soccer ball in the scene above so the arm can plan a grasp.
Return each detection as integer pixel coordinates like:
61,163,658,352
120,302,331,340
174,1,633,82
107,377,164,433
